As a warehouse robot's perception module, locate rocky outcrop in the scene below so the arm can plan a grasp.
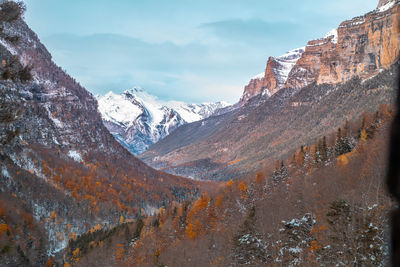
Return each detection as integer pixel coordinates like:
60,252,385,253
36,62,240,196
242,0,399,99
240,47,304,104
262,57,283,95
240,74,264,104
316,2,400,85
286,36,336,89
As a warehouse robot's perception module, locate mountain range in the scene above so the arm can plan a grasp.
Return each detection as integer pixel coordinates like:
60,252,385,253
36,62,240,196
140,0,400,180
97,88,229,155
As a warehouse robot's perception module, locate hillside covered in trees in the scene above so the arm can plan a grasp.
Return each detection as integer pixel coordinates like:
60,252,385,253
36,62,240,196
0,1,202,265
64,105,395,266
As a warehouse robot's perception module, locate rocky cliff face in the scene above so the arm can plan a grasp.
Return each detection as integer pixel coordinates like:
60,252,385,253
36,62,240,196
240,47,304,104
240,73,264,104
316,1,400,85
286,33,337,89
242,0,400,100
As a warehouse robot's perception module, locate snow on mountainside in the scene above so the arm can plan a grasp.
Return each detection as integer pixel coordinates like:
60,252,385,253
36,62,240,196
240,47,305,104
324,29,338,44
377,0,396,12
251,72,265,80
97,88,229,155
273,47,306,85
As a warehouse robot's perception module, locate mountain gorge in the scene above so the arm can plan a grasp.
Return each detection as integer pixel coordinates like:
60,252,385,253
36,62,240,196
140,0,400,180
97,88,228,155
0,0,398,266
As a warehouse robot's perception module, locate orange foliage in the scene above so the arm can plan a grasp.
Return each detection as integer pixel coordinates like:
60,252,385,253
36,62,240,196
0,206,6,217
0,223,8,235
185,194,210,239
238,181,248,199
49,211,56,222
116,243,125,260
309,240,321,252
45,258,53,267
185,220,200,239
228,158,242,165
337,154,349,167
216,194,223,208
72,247,80,258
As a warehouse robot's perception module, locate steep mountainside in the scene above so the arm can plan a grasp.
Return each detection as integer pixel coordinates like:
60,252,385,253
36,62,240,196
0,3,198,264
73,108,394,266
97,88,228,155
140,1,400,180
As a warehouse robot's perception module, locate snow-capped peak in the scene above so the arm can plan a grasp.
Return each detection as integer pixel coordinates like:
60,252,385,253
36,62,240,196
98,91,142,128
324,28,338,44
97,88,230,155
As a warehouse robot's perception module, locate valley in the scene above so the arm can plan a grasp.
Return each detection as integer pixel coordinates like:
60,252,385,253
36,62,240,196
0,0,398,266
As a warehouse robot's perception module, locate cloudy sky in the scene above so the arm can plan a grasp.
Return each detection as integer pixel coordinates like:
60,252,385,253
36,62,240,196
23,0,377,103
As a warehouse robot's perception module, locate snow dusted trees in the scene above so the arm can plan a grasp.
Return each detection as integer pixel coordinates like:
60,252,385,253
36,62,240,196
232,206,270,265
334,127,353,156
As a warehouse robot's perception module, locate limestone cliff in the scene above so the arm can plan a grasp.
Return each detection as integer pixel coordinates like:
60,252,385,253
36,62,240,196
286,35,336,89
240,47,304,104
240,73,264,103
242,0,400,100
316,1,400,85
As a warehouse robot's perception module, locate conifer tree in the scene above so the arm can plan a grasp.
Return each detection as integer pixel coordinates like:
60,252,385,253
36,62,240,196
334,128,352,156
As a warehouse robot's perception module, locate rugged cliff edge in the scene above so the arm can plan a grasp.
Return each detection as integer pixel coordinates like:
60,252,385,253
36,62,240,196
240,48,304,104
242,0,400,104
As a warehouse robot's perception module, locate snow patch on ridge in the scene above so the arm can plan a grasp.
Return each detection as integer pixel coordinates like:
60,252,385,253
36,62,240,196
324,28,338,44
251,72,264,80
275,47,305,84
377,1,396,12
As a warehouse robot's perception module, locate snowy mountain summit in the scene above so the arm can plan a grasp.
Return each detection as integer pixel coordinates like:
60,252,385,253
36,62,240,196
97,88,229,155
